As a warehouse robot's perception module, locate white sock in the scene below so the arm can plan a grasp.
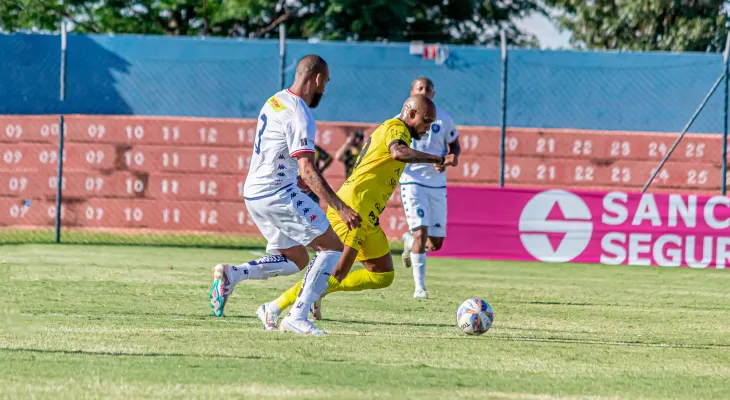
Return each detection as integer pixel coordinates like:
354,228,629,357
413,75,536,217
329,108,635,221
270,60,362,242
229,254,300,285
412,252,427,291
287,250,341,320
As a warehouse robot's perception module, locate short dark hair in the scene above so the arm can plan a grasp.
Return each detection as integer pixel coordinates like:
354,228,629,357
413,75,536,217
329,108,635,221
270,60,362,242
412,76,434,89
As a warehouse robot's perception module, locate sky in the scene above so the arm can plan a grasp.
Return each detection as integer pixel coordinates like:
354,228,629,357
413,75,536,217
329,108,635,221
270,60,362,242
516,12,572,49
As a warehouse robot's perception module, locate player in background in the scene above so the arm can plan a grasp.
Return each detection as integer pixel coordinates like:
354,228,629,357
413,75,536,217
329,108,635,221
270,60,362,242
400,77,461,299
335,130,365,178
258,95,457,328
209,54,362,335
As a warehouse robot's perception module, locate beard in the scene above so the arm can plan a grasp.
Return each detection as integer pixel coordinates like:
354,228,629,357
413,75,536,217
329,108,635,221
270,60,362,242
308,92,324,108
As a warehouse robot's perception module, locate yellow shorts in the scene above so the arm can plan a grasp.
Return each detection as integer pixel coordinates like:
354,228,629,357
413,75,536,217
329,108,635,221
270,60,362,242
326,207,391,262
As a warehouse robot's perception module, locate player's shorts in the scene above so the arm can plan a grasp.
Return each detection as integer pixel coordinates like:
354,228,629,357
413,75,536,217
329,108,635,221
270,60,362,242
326,207,390,262
245,184,329,253
400,183,447,237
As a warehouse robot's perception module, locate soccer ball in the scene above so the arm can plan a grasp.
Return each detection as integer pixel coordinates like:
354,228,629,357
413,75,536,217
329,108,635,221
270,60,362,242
456,298,494,335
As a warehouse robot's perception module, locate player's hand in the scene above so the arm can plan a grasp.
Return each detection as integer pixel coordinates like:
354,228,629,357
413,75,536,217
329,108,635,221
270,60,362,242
338,206,362,230
441,154,458,168
297,176,312,194
435,164,446,173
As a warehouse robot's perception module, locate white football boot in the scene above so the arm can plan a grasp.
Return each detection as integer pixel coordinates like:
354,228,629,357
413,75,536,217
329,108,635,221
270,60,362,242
256,303,280,331
401,231,413,268
210,264,234,317
280,316,326,335
413,288,429,299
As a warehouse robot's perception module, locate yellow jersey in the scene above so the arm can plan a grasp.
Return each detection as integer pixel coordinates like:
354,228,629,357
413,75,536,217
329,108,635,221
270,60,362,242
337,118,412,226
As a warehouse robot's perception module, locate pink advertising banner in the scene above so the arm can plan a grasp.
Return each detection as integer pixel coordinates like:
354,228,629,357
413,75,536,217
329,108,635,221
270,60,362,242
438,186,730,269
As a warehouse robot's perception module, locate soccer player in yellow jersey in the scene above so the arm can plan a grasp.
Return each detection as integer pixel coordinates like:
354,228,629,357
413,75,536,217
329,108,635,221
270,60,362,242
257,94,458,330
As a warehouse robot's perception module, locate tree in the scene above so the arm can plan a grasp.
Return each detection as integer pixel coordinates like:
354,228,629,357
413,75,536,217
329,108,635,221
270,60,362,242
0,0,216,36
215,0,543,46
543,0,730,52
0,0,543,46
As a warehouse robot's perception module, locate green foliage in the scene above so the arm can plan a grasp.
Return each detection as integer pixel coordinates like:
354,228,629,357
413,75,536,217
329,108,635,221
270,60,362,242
544,0,730,52
0,0,542,46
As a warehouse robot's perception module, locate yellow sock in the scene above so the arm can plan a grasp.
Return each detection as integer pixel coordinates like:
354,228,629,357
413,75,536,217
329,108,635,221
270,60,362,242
274,275,343,311
327,270,394,293
274,280,301,311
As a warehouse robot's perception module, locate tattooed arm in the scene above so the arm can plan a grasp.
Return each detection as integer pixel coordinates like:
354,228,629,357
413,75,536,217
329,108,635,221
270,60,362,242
297,154,361,229
389,140,457,166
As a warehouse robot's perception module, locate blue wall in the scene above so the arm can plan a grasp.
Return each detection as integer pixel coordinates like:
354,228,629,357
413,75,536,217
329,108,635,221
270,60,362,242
0,33,725,133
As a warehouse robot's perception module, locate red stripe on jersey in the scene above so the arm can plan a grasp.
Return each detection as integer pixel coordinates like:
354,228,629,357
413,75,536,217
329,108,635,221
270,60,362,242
290,149,315,158
287,89,303,99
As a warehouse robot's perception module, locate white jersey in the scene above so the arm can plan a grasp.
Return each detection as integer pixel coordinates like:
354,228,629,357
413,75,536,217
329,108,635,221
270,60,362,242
244,89,317,199
399,107,458,188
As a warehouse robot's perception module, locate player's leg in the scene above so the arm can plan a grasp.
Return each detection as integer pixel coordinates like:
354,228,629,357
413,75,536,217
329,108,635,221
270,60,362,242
210,194,306,317
416,188,447,295
279,225,345,334
426,236,444,252
409,226,429,298
401,184,426,269
402,184,431,298
327,226,394,294
266,208,364,318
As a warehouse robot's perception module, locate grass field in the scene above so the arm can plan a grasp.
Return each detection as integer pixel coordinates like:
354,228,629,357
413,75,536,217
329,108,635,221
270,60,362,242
2,244,730,399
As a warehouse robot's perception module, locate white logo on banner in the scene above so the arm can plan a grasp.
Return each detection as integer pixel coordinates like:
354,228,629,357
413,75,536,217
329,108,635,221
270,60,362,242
519,190,593,262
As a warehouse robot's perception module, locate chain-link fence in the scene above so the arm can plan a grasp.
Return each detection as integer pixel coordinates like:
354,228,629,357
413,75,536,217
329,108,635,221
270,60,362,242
1,33,728,247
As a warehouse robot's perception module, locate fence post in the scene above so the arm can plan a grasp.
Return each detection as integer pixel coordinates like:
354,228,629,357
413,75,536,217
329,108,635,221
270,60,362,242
279,23,286,90
722,31,730,195
498,31,508,188
55,21,67,243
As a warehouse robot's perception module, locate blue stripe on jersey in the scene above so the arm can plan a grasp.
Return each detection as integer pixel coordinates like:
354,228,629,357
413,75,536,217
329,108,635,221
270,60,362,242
398,182,447,189
243,183,294,201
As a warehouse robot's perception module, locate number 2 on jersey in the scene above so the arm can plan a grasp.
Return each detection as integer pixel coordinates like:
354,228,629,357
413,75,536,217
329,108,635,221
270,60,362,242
254,114,267,155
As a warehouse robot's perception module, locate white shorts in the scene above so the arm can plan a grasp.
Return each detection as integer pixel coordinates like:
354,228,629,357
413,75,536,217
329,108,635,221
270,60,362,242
245,184,329,253
400,183,447,237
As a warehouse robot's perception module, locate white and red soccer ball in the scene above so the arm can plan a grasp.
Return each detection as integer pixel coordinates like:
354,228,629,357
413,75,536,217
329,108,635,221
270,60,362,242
456,298,494,335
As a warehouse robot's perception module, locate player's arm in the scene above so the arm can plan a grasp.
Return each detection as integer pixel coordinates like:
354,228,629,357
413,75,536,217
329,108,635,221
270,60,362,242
331,245,360,282
436,136,461,173
389,140,457,166
288,109,361,229
297,154,361,229
448,137,461,158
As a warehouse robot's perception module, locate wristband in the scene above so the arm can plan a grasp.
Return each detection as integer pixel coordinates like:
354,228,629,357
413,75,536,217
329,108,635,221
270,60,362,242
439,156,445,166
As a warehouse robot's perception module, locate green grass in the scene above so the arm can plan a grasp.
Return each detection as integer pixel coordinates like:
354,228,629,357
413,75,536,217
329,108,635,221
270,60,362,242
0,230,404,252
2,244,730,399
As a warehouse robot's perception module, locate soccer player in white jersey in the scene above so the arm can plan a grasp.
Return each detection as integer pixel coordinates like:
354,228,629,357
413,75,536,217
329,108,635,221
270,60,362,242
400,77,461,299
209,55,361,334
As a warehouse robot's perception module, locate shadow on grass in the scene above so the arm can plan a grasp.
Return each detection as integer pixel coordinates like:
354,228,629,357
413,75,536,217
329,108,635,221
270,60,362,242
1,347,268,360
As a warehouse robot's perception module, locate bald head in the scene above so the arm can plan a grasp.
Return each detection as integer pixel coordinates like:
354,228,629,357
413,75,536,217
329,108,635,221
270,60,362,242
295,55,328,79
290,54,330,108
410,76,435,99
400,94,436,139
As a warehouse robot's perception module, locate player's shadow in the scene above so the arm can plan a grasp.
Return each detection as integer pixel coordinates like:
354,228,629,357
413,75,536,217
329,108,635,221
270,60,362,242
320,318,453,328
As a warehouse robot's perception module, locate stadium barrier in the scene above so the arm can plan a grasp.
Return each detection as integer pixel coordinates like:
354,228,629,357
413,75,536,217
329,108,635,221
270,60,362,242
2,114,730,246
439,186,730,268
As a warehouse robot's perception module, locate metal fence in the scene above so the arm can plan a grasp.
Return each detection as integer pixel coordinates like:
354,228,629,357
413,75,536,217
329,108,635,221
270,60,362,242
1,32,729,248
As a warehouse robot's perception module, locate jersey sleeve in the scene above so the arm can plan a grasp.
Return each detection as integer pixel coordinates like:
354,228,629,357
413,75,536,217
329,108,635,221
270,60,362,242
383,122,411,149
443,113,459,144
287,105,317,158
